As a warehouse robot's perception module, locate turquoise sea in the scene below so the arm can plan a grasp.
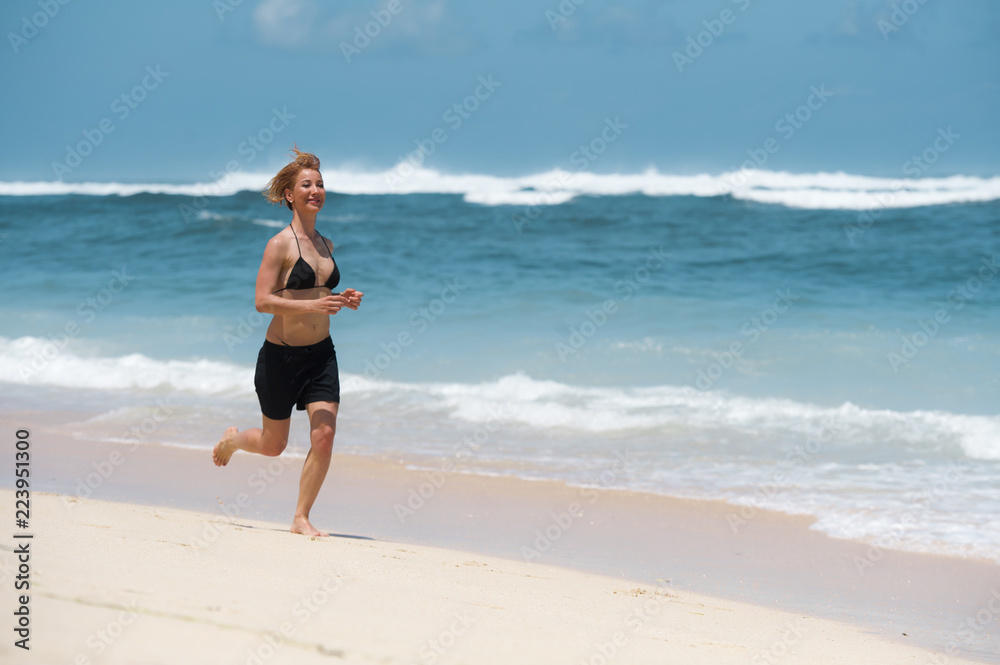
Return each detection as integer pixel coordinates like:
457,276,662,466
1,167,998,563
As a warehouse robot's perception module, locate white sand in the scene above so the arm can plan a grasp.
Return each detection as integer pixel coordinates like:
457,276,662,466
0,490,976,665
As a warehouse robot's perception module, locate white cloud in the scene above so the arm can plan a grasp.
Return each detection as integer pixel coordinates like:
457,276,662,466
252,0,464,55
253,0,321,49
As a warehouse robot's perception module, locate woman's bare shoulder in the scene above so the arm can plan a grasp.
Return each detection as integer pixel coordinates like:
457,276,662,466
266,227,295,248
261,228,296,261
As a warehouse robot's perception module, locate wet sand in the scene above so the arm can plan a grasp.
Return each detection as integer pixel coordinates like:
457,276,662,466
2,419,998,662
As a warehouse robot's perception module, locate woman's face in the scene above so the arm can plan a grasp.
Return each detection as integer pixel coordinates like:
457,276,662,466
286,168,325,213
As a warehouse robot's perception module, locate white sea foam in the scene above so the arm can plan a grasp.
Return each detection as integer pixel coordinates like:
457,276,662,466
1,338,996,461
0,336,253,396
250,218,286,228
0,171,271,198
4,336,997,561
2,168,997,210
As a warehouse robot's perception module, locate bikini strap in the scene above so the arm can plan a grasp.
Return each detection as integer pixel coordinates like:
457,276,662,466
289,224,303,257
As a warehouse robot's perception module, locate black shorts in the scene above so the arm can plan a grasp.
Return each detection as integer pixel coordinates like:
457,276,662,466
254,337,340,420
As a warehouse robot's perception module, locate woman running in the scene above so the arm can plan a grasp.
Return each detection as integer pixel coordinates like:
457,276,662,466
213,147,363,537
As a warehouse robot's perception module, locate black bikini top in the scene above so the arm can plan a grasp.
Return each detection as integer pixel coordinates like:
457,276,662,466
274,224,340,293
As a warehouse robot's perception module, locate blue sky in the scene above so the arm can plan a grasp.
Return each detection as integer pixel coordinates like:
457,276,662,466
2,0,998,182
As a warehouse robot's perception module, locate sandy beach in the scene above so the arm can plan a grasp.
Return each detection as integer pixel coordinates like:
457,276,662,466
0,419,997,663
0,488,990,665
4,0,1000,661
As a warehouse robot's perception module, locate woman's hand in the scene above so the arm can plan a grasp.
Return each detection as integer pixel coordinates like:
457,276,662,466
313,294,348,315
339,288,364,310
313,289,362,315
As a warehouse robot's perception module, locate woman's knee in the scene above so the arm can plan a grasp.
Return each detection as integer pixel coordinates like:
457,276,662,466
311,424,335,456
260,433,288,457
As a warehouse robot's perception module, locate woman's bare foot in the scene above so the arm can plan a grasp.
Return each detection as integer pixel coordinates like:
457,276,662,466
291,515,328,537
213,427,239,466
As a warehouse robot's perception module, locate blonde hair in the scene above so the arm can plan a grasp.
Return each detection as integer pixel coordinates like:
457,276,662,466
263,145,321,210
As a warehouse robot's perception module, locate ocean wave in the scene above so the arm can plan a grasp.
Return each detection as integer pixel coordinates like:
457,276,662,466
1,337,996,460
366,373,1000,460
2,168,998,210
0,336,254,396
0,172,270,198
193,209,287,227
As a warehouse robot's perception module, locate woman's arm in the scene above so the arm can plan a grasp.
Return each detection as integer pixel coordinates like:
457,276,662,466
253,236,346,316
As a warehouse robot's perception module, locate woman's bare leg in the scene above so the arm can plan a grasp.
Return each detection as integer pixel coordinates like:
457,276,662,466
291,401,338,536
213,415,290,466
